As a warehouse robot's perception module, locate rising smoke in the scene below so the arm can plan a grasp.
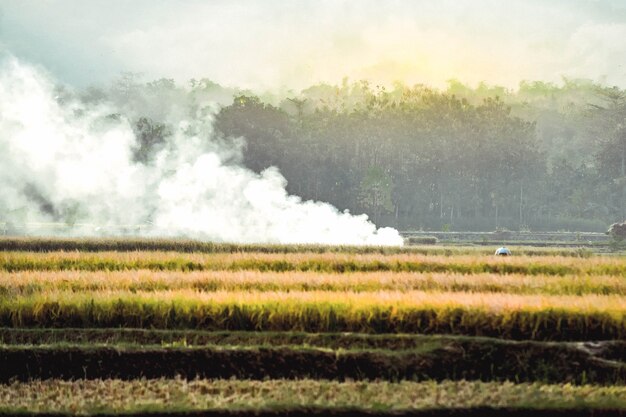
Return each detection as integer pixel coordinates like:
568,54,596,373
0,58,403,245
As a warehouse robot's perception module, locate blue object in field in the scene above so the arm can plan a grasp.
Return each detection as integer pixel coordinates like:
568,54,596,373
495,247,512,256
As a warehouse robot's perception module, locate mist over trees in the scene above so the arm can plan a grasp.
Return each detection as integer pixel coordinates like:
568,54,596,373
80,75,626,232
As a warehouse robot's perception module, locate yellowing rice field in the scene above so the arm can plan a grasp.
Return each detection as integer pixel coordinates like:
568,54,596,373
3,270,626,295
2,289,624,339
3,251,626,275
0,239,625,416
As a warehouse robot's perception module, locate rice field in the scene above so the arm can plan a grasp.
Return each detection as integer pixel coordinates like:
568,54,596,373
0,237,596,256
3,270,626,295
1,250,624,275
0,238,625,416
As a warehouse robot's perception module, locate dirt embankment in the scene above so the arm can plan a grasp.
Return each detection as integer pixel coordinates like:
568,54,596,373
0,339,624,384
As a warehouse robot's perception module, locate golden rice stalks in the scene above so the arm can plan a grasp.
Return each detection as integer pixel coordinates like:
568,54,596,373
1,270,625,296
2,251,626,275
1,289,624,339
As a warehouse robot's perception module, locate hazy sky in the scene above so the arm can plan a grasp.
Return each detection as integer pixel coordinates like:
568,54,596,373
1,0,626,90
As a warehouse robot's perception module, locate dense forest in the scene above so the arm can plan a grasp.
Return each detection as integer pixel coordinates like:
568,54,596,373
77,75,626,232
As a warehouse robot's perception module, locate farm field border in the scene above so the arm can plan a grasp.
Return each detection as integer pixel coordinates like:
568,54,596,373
0,328,624,353
1,379,626,416
0,334,624,383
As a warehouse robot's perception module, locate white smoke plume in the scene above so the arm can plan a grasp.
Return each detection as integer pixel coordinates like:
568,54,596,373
0,58,403,246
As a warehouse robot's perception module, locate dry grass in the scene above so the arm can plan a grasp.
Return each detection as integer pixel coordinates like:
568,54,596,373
5,288,625,314
1,289,624,338
0,236,593,256
1,248,624,339
1,251,625,275
1,270,625,296
1,379,625,413
1,240,623,410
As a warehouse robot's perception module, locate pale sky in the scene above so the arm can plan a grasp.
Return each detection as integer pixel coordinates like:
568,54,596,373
1,0,626,90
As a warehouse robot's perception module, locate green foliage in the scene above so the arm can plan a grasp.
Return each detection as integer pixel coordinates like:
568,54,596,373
357,166,394,222
406,236,438,245
132,117,171,163
68,76,626,230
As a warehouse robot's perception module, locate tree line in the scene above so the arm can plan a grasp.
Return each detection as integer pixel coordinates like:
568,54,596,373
80,75,626,232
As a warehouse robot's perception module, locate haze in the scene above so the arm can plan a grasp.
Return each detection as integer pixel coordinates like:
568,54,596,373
2,0,626,90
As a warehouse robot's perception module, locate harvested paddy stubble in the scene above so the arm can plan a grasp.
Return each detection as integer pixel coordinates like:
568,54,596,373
2,379,626,415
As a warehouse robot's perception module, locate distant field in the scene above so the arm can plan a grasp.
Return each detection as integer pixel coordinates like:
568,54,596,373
0,236,597,256
4,251,626,275
0,238,624,416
